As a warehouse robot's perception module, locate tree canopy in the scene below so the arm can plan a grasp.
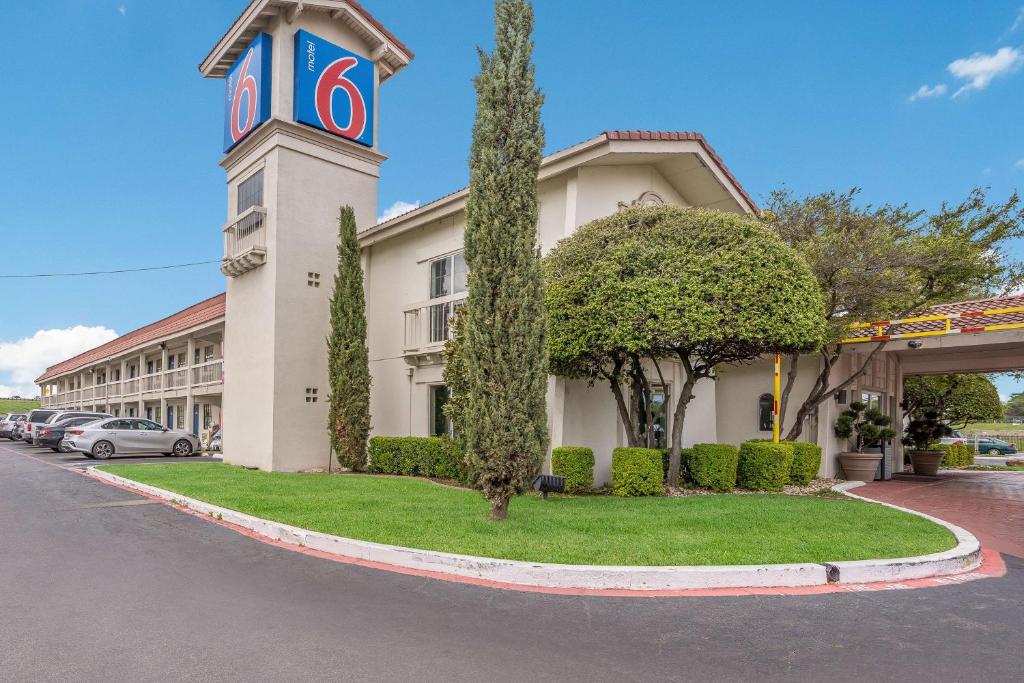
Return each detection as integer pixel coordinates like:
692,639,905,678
1005,392,1024,419
545,205,825,483
766,188,1024,440
903,374,1003,429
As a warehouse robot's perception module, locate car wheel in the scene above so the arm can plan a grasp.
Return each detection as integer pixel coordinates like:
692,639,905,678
91,440,114,460
59,442,73,453
988,448,1002,456
50,447,60,452
172,439,194,457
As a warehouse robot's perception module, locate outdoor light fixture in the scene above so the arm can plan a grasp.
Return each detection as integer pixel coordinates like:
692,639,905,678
907,340,923,349
532,474,566,499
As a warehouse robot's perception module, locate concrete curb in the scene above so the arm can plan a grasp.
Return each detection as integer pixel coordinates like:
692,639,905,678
826,481,982,583
87,467,981,592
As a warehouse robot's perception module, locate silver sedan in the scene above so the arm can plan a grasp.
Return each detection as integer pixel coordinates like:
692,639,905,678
65,418,201,459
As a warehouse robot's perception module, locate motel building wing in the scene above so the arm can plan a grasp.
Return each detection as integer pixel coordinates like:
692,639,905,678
38,0,1024,482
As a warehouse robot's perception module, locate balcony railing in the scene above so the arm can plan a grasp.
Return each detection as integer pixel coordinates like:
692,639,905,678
142,373,162,392
108,381,122,398
221,207,267,277
124,378,140,395
192,359,223,386
403,294,466,356
164,368,189,389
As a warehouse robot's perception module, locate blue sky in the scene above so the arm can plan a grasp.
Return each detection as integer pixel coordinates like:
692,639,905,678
1,1,1023,397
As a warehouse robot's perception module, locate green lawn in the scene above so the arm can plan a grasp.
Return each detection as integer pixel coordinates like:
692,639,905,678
963,422,1024,434
0,398,39,414
100,463,956,566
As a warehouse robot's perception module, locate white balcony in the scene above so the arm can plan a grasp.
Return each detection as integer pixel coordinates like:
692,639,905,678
142,373,162,393
164,368,189,389
221,207,267,277
402,294,465,363
124,379,140,395
192,359,223,387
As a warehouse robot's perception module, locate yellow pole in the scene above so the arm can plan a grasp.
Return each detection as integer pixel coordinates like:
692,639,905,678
773,353,781,444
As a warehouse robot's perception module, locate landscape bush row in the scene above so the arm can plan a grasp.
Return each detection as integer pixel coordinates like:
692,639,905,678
366,436,821,497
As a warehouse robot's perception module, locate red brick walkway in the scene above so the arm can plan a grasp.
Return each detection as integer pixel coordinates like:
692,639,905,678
857,471,1024,558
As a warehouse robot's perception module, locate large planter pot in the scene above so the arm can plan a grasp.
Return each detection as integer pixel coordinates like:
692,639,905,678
909,450,944,476
838,451,882,482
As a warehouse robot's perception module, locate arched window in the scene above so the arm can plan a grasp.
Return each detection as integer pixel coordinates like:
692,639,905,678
758,394,774,432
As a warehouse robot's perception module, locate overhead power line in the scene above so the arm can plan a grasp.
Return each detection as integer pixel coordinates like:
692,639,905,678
0,260,220,279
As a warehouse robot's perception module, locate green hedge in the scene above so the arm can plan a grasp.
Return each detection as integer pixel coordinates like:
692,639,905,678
784,441,822,485
687,443,739,492
551,446,595,493
611,448,664,497
738,441,794,492
932,443,974,468
367,437,466,482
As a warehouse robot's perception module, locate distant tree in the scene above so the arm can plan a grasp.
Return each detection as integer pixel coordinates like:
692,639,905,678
459,0,548,520
545,205,825,485
1003,392,1024,419
326,205,371,470
903,374,1003,429
767,188,1024,441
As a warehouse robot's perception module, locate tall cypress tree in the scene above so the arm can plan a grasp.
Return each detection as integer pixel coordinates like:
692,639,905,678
327,205,371,470
461,0,548,520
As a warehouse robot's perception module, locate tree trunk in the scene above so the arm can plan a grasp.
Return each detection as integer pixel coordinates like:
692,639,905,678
784,342,888,441
489,495,510,521
667,354,699,486
608,374,639,447
779,353,799,430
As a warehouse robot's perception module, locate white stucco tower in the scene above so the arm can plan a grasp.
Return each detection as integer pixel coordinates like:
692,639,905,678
201,0,412,470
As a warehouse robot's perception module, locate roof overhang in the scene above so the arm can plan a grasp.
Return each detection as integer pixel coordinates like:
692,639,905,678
358,131,758,247
200,0,412,81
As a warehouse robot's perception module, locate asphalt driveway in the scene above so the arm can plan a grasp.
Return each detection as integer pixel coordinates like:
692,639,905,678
1,440,1021,682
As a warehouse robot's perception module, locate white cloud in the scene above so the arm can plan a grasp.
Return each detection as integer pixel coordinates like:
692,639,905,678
908,83,947,101
1015,158,1024,171
378,200,420,223
117,4,127,16
1009,7,1024,34
948,47,1024,97
0,326,118,396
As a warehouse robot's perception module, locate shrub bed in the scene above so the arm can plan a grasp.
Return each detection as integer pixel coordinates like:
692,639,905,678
660,447,694,486
784,441,822,485
687,444,739,492
368,436,466,482
738,441,794,492
611,448,664,496
551,446,595,493
933,443,974,468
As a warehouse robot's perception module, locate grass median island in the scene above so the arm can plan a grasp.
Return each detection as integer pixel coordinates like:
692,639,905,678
99,463,957,566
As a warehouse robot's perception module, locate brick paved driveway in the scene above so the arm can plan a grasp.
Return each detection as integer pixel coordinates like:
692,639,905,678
857,471,1024,558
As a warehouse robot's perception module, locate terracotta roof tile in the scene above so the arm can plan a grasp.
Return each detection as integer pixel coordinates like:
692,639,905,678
36,293,226,383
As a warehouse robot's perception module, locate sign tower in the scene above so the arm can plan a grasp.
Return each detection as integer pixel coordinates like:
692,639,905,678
201,0,412,470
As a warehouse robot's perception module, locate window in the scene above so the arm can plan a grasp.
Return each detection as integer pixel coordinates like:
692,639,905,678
146,361,154,375
133,419,162,431
758,394,774,432
167,355,175,370
176,407,185,430
429,252,467,299
204,345,215,362
146,407,153,421
129,364,137,379
203,404,213,430
154,406,161,424
178,353,186,367
194,348,201,365
114,368,121,381
430,385,452,437
861,391,882,412
635,385,670,449
429,299,463,344
236,169,265,239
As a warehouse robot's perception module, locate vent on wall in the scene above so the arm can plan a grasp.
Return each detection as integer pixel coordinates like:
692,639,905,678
307,272,320,288
305,387,318,403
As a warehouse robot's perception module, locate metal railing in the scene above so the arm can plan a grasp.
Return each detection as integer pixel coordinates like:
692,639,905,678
164,368,189,389
224,207,267,260
403,294,466,354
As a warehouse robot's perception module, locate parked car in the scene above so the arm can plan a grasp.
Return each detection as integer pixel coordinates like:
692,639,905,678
33,411,111,445
65,418,201,459
0,413,26,439
939,430,966,446
35,417,105,453
970,437,1018,456
22,409,62,444
12,421,26,441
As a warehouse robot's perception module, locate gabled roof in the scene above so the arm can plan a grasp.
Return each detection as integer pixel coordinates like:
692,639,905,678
200,0,412,81
359,130,757,245
36,294,226,384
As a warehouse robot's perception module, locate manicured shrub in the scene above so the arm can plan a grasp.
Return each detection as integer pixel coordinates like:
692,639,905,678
933,443,974,468
687,444,739,492
738,441,795,492
611,448,664,497
551,446,595,493
368,437,466,482
784,441,822,485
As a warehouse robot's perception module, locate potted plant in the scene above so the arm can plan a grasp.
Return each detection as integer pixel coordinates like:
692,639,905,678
902,409,951,476
834,402,896,481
